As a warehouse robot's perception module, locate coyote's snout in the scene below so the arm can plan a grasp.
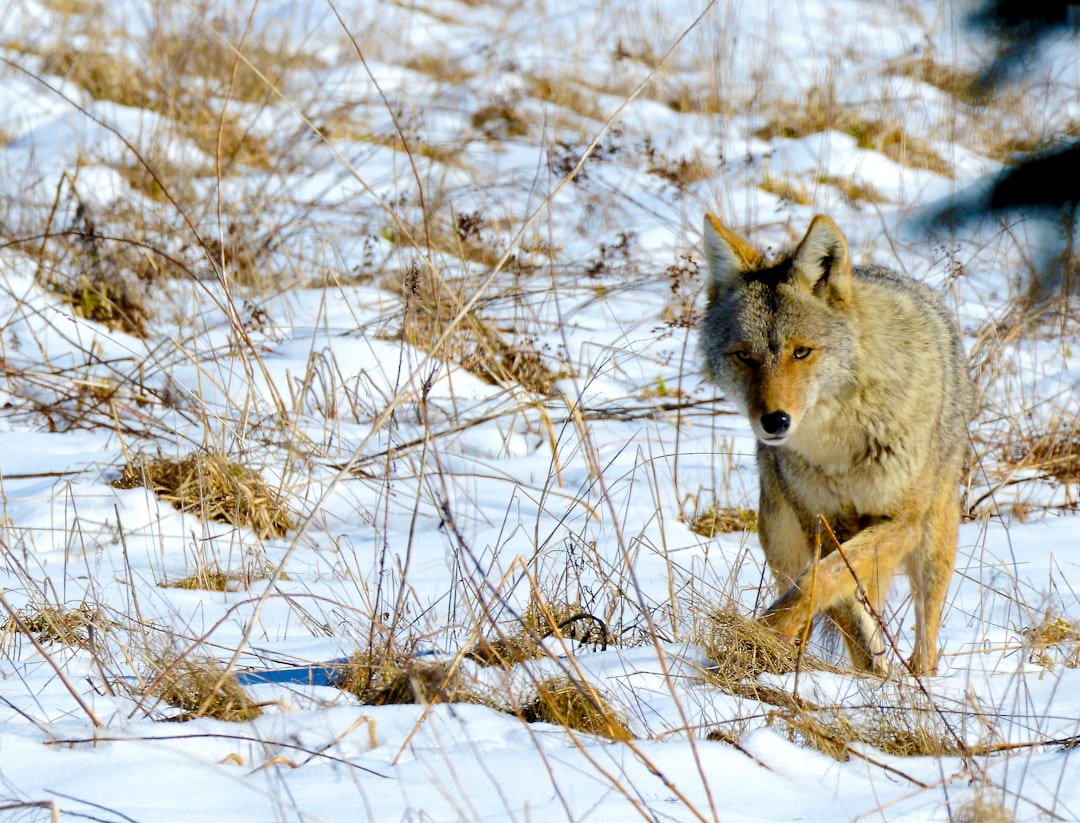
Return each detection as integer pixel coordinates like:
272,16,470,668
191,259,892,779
700,214,973,675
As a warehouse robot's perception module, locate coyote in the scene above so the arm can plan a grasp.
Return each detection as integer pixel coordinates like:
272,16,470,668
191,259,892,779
700,214,973,675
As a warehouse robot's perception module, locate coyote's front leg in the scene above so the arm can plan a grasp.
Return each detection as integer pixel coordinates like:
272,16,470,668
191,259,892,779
760,520,918,670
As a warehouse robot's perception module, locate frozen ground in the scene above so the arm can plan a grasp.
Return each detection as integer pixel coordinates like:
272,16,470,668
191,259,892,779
0,1,1078,821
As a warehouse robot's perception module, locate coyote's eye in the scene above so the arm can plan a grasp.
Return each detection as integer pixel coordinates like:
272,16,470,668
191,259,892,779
792,346,812,360
731,350,754,365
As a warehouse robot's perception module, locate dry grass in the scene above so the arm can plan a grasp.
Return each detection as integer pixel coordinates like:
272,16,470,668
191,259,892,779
886,54,984,105
158,563,280,593
520,677,633,742
951,797,1016,823
1019,611,1080,670
468,600,608,669
390,259,559,394
703,608,967,761
1019,415,1080,485
112,450,295,539
149,654,263,722
754,87,952,176
821,174,888,205
773,692,967,761
335,652,490,707
703,606,811,683
3,602,107,649
759,173,810,206
686,506,757,538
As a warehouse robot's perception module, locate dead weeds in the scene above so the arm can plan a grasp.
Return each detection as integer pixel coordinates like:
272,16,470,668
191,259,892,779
335,652,490,707
112,450,295,539
520,676,633,742
149,654,263,722
392,259,559,394
754,84,952,176
3,602,108,649
686,506,757,538
468,601,609,669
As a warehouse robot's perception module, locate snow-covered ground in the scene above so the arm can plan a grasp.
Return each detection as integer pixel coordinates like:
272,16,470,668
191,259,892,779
0,1,1078,820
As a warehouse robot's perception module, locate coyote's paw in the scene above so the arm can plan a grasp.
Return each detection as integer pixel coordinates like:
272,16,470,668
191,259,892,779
760,586,812,644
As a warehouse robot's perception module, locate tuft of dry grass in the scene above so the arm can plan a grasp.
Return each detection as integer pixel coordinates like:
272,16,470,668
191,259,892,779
703,605,811,684
58,271,150,336
754,85,952,176
391,259,559,394
520,677,633,742
112,450,295,539
951,797,1016,823
36,197,155,337
1019,415,1080,485
1019,611,1080,670
686,506,757,538
3,602,107,649
759,173,810,206
468,600,608,669
335,652,490,707
886,54,984,105
158,563,280,593
150,654,263,722
821,174,888,205
774,693,967,761
703,607,966,761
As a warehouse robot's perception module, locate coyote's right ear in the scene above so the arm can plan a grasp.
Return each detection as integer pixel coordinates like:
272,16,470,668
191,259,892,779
702,214,761,303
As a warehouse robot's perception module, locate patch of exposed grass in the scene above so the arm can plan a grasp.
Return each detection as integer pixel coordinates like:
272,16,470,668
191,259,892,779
773,691,967,761
528,75,603,122
404,53,473,85
57,271,151,336
3,602,106,649
39,45,153,108
201,220,276,287
335,653,490,707
704,606,811,684
158,563,281,593
703,609,965,761
468,600,608,669
821,174,888,205
754,88,952,176
36,196,154,337
1019,611,1080,670
686,506,757,538
646,148,712,188
1019,415,1080,485
520,677,633,742
951,798,1016,823
150,654,263,722
389,258,559,394
759,173,810,206
22,12,282,176
886,54,984,104
112,450,295,539
660,83,726,115
471,98,531,139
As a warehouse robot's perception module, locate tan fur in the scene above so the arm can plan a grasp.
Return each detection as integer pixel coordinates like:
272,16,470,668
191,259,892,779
700,214,973,675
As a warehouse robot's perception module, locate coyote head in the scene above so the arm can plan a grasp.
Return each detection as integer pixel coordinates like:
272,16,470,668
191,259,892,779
700,214,858,446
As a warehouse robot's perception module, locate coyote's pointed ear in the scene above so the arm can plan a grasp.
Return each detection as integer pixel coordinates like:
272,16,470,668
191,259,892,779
703,213,761,303
791,215,853,304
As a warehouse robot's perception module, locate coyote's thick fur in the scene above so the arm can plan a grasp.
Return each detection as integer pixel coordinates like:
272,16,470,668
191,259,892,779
700,214,973,675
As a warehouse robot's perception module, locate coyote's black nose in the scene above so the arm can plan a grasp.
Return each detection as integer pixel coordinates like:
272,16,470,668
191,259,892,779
760,411,791,436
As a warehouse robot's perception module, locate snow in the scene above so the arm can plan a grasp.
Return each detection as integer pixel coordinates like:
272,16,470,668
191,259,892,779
0,0,1077,820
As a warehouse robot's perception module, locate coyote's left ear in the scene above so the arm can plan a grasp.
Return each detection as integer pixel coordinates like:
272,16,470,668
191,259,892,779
703,213,762,303
791,215,853,305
